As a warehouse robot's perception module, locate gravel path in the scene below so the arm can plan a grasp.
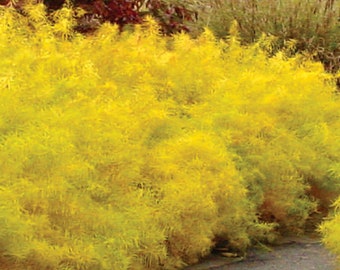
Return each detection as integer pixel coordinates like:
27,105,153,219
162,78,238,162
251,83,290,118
185,236,337,270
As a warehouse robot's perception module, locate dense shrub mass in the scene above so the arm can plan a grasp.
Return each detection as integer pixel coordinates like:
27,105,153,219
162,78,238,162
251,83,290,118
2,0,339,77
0,4,339,270
320,197,340,267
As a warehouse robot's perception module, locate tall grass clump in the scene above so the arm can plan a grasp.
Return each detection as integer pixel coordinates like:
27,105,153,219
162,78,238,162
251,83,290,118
199,0,340,73
0,3,339,269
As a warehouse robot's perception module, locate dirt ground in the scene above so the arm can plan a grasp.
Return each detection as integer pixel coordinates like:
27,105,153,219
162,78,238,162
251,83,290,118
185,235,337,270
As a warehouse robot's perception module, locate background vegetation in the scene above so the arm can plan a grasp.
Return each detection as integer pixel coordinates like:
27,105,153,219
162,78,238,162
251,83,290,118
198,0,340,76
1,0,338,74
0,1,339,269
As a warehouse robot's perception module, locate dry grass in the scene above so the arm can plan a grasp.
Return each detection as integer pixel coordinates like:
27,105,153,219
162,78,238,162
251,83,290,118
195,0,339,74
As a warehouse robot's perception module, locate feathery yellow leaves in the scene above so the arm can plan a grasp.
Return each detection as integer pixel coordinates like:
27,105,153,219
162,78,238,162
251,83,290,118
0,4,339,269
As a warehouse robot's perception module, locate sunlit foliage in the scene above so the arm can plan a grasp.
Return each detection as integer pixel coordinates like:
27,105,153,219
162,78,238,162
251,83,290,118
320,197,340,267
0,4,339,269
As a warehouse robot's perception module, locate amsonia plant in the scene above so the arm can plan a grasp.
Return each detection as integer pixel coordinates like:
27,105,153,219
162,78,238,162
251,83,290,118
0,4,339,270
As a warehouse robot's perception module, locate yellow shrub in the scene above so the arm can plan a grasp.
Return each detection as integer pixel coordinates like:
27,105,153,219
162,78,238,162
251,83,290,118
320,197,340,268
0,4,339,270
145,132,255,263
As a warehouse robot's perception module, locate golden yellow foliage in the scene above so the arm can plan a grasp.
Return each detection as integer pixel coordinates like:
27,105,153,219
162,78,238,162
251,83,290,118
0,4,339,270
320,197,340,267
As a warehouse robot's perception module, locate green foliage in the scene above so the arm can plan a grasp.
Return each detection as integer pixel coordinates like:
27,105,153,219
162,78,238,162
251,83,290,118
0,5,339,269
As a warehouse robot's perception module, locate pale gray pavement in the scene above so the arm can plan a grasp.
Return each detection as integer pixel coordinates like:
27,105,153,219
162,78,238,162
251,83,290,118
185,236,337,270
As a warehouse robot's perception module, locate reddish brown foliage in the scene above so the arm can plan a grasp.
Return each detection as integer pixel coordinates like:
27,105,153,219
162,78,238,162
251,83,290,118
0,0,197,34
